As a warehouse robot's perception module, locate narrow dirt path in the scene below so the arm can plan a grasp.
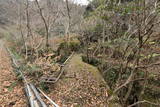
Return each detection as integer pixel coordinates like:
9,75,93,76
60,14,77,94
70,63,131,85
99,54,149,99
0,39,26,107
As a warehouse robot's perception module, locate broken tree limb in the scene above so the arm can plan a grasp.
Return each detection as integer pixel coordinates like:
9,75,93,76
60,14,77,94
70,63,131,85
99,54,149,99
38,88,59,107
136,62,160,69
63,52,74,65
128,100,160,107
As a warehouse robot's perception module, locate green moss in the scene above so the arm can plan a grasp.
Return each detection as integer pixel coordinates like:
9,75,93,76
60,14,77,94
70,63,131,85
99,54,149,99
70,54,105,83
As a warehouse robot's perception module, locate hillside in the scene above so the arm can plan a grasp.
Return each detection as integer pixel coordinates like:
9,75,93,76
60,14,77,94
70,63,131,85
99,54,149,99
0,0,160,107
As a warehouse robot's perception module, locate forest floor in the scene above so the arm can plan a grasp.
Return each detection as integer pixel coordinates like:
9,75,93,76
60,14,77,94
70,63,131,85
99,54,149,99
46,54,109,106
0,39,26,107
0,36,109,106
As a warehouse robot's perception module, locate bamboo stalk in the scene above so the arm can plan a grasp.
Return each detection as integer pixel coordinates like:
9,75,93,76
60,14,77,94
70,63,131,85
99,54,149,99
30,83,47,107
26,84,35,107
33,100,40,107
24,86,31,106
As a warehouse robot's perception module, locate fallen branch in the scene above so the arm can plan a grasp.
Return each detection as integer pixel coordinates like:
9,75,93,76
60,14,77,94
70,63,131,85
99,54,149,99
137,62,160,69
38,88,59,107
34,38,44,50
45,52,74,83
53,52,74,83
128,100,160,107
63,52,74,65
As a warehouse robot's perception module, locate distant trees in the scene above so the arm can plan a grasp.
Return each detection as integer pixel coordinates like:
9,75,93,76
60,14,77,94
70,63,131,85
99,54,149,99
65,0,71,40
0,0,18,24
10,0,83,51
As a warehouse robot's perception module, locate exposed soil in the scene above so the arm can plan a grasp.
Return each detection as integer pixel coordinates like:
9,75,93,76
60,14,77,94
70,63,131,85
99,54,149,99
0,39,26,107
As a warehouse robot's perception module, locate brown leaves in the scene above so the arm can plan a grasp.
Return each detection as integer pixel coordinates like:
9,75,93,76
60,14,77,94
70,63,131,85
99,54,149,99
0,43,26,106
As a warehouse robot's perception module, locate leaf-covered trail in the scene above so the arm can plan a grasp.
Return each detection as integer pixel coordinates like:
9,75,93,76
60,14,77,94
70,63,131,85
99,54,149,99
0,40,26,107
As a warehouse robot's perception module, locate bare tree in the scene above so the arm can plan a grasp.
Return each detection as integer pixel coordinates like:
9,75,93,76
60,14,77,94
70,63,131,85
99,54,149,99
34,0,60,49
17,0,28,59
65,0,71,41
35,0,49,48
25,0,33,38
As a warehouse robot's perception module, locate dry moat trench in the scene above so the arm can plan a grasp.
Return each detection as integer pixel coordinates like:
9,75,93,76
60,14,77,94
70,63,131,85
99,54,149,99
0,38,109,106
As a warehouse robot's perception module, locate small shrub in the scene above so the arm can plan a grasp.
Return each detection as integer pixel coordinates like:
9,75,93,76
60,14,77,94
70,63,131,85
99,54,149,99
82,55,101,66
39,82,49,92
58,39,80,52
7,82,17,91
103,68,119,89
57,53,70,63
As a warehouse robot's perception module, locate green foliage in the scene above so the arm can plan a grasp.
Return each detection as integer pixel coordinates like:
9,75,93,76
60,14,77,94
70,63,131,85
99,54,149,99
11,49,22,60
87,23,104,41
104,67,119,89
145,79,160,99
93,23,104,34
82,55,101,66
140,53,160,61
91,0,106,8
39,82,49,92
7,82,17,91
24,64,43,77
29,64,41,72
58,53,70,63
58,40,80,52
148,74,160,87
57,40,80,63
